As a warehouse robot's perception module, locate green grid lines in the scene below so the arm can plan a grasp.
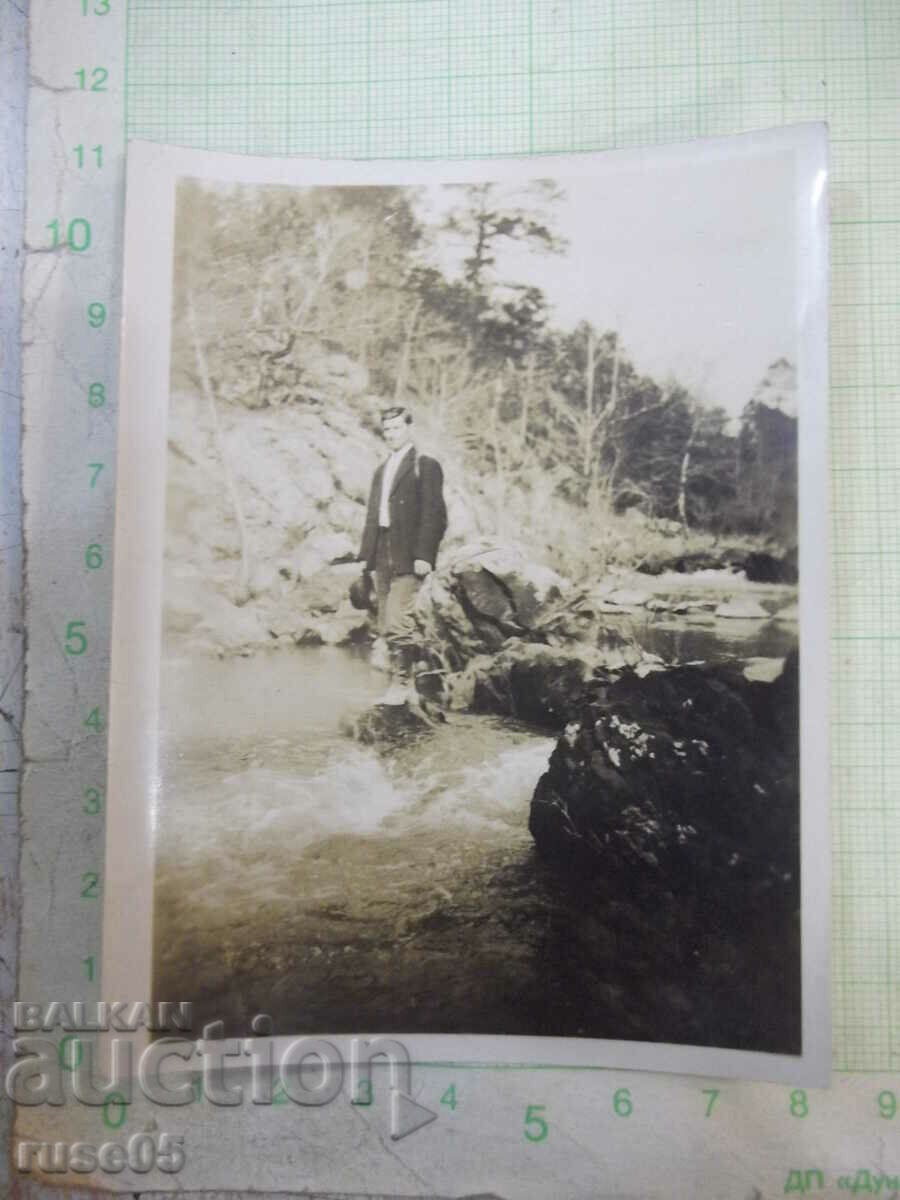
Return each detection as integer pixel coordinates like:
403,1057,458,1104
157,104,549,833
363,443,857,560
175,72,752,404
124,0,900,1072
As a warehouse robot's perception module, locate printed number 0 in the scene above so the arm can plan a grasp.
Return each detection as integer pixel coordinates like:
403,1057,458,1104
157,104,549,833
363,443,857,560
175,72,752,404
524,1104,548,1142
790,1089,808,1118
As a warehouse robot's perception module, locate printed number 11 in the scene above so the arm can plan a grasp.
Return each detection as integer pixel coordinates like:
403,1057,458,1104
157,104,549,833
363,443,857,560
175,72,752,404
74,145,103,169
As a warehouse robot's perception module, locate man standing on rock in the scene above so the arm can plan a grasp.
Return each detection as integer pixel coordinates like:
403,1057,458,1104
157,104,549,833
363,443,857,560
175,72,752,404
358,405,447,705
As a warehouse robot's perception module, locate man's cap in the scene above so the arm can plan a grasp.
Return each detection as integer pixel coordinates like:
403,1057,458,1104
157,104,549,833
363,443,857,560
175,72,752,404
380,405,411,423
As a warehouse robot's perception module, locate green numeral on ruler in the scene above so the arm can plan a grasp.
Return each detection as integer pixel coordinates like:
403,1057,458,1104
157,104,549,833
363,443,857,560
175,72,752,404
83,787,102,814
75,67,108,91
46,218,91,252
524,1104,548,1142
703,1088,720,1117
65,620,87,655
74,144,103,169
790,1090,808,1118
84,708,103,732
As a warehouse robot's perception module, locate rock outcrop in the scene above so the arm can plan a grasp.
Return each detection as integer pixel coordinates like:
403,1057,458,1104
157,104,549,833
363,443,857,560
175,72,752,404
528,651,799,911
404,544,569,669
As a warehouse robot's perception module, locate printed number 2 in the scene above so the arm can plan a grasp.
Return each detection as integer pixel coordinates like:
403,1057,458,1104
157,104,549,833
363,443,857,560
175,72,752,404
524,1104,548,1142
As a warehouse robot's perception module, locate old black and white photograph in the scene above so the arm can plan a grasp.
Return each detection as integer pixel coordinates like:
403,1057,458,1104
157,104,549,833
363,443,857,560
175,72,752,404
107,131,829,1081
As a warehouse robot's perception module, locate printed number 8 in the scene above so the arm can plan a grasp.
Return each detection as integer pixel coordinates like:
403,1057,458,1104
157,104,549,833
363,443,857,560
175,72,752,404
790,1089,808,1118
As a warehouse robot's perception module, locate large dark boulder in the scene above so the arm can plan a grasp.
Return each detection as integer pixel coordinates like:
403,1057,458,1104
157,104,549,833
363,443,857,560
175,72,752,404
529,651,799,917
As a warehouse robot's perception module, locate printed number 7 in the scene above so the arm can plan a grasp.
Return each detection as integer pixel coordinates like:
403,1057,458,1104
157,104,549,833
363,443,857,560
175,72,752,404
703,1088,719,1117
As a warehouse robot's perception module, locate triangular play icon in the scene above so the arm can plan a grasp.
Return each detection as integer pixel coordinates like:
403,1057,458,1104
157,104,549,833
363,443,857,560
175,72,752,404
390,1089,438,1141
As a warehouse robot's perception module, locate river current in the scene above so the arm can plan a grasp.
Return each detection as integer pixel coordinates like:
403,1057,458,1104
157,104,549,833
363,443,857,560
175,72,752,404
154,611,798,1047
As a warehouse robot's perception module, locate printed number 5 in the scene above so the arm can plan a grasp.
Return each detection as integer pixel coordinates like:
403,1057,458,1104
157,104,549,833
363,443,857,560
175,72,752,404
65,620,87,655
524,1104,548,1142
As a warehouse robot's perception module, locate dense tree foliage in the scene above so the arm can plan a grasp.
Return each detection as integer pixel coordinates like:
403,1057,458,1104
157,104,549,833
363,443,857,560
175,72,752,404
172,179,797,552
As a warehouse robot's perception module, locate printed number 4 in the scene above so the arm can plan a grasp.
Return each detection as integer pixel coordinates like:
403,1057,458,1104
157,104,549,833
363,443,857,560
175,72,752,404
524,1104,548,1142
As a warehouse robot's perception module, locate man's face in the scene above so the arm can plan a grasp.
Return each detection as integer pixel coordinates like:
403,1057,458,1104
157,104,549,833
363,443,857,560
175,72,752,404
382,415,412,452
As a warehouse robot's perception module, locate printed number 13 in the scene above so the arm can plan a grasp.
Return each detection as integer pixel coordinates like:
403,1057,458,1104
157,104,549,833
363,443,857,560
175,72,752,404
81,0,111,13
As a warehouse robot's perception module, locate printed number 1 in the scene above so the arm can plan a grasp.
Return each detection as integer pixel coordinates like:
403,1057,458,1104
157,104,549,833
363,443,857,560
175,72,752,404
703,1088,719,1117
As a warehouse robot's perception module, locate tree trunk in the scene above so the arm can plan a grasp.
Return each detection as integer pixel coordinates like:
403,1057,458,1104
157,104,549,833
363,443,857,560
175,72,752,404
677,414,699,532
583,327,596,481
490,377,507,535
186,281,252,605
394,298,422,403
520,351,534,447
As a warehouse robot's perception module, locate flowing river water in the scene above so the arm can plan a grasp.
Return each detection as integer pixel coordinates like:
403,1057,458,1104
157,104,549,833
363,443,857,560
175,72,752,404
154,607,799,1047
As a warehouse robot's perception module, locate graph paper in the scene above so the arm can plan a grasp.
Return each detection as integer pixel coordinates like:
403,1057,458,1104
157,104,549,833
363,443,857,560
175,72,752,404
120,0,899,1074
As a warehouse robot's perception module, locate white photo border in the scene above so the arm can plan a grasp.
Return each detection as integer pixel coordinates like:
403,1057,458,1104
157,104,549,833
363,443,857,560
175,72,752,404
103,126,830,1085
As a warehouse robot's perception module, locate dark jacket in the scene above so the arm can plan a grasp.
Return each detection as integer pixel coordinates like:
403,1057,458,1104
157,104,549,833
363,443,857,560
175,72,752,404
359,448,446,575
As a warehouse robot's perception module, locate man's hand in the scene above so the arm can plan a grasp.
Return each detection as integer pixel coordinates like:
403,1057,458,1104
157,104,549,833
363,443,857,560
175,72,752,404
413,559,432,578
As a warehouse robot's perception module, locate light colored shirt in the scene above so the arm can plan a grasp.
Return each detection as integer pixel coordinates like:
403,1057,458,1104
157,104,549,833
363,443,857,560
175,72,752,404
379,442,413,527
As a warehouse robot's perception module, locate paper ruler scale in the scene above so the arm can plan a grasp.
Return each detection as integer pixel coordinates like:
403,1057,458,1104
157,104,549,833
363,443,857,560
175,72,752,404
15,1,900,1195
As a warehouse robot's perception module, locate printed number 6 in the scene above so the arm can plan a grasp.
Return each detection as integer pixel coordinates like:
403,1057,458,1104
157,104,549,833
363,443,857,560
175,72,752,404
524,1104,548,1142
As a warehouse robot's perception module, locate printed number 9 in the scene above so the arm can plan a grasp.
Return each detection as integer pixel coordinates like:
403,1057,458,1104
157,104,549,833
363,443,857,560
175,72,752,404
87,302,106,328
878,1090,896,1119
